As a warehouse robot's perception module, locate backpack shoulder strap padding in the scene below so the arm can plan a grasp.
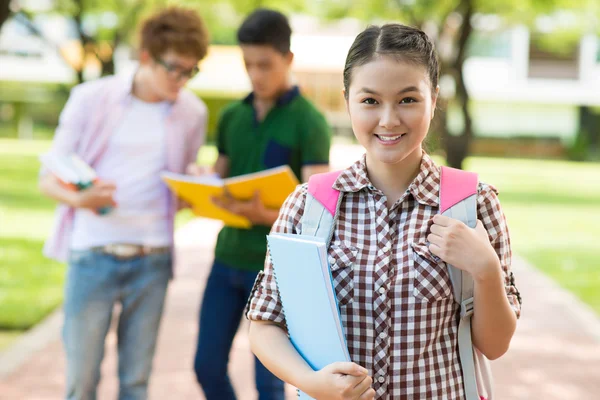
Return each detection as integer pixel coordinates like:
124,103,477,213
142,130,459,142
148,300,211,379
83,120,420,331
440,166,487,400
440,166,479,216
301,171,343,240
307,171,343,215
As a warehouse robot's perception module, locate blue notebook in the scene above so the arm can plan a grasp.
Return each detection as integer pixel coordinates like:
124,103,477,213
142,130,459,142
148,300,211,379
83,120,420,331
267,233,351,399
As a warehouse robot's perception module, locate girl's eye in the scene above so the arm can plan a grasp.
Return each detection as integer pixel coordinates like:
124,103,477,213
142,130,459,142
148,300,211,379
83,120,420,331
400,97,417,104
362,98,378,105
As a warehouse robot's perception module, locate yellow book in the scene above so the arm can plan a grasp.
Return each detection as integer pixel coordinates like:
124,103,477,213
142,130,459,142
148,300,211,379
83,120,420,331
161,165,300,229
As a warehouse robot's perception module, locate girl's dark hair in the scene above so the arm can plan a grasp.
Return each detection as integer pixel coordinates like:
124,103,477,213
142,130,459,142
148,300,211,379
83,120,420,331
237,9,291,54
343,24,439,97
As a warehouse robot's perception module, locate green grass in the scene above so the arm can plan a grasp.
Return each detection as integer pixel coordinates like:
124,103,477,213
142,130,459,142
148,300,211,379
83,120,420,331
465,157,600,313
0,139,64,332
0,331,21,351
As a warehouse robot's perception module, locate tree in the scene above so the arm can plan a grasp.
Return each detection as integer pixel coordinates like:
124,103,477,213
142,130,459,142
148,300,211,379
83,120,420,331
322,0,599,168
0,0,10,31
9,0,308,84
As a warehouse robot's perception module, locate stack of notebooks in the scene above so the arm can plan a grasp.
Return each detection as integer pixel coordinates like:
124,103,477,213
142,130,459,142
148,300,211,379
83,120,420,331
267,233,351,400
39,153,112,215
161,165,299,228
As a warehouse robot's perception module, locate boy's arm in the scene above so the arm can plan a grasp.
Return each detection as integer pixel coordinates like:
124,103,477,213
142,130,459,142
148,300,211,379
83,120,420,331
184,108,209,169
301,164,330,182
39,174,116,211
40,84,93,177
300,111,332,181
39,175,81,207
39,83,115,210
213,154,230,179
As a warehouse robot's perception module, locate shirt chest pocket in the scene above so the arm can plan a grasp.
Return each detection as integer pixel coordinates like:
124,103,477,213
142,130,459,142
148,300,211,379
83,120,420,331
410,243,453,302
328,243,358,307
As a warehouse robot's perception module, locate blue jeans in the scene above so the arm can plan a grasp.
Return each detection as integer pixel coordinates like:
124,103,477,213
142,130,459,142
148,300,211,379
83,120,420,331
194,261,285,400
63,250,171,400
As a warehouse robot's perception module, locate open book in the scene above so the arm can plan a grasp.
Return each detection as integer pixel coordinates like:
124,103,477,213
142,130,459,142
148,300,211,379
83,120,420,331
267,233,351,400
39,153,112,215
161,165,300,229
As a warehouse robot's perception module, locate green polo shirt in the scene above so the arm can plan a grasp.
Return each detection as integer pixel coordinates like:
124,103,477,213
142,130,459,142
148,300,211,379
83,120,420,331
214,86,331,272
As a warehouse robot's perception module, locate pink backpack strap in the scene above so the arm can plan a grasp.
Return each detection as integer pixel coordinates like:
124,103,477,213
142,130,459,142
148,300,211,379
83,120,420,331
307,170,342,215
439,166,478,214
441,166,489,400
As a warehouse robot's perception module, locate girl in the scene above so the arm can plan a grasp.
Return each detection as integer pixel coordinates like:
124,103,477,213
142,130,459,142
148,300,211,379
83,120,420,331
246,24,521,399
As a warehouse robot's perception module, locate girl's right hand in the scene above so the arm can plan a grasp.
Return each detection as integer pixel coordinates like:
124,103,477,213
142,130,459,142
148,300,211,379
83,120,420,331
303,362,376,400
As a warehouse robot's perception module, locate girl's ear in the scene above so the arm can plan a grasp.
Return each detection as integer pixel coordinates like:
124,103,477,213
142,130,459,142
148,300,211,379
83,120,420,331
343,89,349,113
431,85,440,120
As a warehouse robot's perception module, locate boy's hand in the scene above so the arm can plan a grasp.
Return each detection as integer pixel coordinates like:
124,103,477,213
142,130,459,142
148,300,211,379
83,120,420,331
211,190,268,225
75,180,117,211
186,163,210,176
427,214,500,282
302,362,375,400
176,197,193,211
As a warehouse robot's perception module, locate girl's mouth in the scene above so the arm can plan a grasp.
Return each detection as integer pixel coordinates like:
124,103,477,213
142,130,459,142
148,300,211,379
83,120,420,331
375,133,405,144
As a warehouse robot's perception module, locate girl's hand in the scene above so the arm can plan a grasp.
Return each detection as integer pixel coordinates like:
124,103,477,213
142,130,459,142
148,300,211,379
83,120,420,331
302,362,375,400
427,214,500,282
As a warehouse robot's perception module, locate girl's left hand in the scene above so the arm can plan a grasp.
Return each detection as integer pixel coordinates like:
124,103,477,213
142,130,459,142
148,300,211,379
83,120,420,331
427,214,500,282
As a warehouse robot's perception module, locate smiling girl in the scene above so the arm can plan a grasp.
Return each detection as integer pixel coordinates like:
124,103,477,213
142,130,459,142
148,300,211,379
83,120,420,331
245,24,521,399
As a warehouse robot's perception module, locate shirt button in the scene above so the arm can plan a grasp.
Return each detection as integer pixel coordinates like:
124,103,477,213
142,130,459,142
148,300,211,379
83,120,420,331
378,375,385,383
378,287,386,295
379,332,387,339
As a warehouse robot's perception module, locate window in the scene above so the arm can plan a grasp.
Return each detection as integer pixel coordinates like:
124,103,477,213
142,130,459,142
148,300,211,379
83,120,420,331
467,30,512,59
528,33,579,79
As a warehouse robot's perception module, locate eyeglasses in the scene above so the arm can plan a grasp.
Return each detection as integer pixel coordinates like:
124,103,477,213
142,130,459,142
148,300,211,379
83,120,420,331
155,58,200,81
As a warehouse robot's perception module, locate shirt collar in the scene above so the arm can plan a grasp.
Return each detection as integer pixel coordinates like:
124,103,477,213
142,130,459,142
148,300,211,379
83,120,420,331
332,152,440,208
243,85,300,107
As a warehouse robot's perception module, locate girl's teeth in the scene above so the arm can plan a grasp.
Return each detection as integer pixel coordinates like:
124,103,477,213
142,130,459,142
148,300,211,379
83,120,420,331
379,135,402,141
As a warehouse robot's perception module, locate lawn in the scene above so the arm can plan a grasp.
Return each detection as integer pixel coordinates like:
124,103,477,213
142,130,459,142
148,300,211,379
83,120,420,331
0,139,61,349
465,157,600,313
0,138,599,351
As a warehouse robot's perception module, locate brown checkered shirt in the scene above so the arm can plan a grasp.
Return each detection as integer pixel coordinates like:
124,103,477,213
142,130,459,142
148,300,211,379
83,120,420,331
247,153,522,399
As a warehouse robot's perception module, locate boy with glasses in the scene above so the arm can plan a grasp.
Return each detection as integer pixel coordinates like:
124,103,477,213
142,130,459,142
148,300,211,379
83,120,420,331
39,7,209,400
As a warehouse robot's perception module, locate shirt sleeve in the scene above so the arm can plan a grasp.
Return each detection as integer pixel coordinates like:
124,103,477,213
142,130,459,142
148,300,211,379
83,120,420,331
477,183,522,318
186,102,208,167
216,108,231,156
39,84,89,176
245,183,308,330
300,110,331,165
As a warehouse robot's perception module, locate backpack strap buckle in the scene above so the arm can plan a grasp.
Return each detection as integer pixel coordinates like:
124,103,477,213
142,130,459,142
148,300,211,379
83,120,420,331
461,297,474,318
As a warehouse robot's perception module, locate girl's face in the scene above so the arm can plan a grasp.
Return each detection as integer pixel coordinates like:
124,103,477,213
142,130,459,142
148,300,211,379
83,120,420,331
346,56,438,168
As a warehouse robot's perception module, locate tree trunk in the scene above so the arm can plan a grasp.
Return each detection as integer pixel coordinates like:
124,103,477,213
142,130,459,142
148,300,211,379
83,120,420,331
101,58,115,76
443,0,474,170
0,0,10,32
73,0,87,83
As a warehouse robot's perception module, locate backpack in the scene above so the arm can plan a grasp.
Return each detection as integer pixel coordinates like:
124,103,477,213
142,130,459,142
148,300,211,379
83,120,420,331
300,166,492,400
